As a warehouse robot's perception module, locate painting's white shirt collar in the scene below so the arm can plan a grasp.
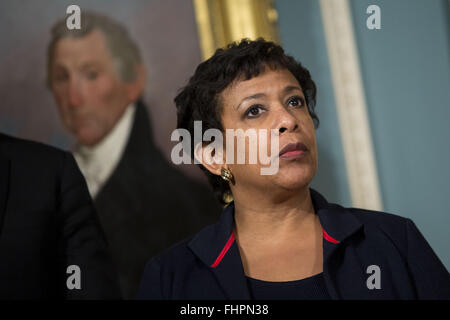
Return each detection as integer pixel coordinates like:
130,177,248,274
74,103,136,198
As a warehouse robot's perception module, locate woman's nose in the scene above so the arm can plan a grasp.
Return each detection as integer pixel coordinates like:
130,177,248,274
277,107,299,134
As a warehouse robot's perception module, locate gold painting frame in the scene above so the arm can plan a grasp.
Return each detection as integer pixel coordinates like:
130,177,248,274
193,0,280,60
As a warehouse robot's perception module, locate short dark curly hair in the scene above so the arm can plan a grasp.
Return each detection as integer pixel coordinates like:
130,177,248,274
174,38,319,205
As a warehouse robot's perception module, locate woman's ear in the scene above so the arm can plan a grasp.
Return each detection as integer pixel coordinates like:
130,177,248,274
194,141,224,176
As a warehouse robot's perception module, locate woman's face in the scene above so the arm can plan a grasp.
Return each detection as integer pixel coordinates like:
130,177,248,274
219,68,318,195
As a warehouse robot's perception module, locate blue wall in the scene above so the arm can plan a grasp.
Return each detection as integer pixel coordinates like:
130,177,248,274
276,0,450,269
350,0,450,268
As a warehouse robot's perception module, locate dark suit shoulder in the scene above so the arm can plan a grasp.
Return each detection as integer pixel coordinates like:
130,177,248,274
0,133,69,168
346,206,410,226
150,234,197,267
0,133,85,196
345,206,413,251
137,232,208,299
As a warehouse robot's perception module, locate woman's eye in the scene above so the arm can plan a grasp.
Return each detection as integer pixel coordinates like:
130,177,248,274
287,96,305,107
245,105,264,118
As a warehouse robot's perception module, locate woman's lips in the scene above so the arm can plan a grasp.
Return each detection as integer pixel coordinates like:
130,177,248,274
279,142,308,159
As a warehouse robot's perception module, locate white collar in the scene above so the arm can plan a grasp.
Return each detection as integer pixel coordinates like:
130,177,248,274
74,103,136,198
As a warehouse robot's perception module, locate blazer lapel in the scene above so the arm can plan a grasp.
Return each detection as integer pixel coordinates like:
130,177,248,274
310,188,364,299
188,204,251,299
209,240,251,299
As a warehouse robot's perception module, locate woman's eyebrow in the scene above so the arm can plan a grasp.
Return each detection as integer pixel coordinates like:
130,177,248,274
235,93,266,110
283,85,303,94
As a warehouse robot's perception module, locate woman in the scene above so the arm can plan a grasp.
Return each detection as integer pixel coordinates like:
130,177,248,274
137,39,450,300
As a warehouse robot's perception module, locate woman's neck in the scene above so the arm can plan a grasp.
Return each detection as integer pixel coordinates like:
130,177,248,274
232,186,317,244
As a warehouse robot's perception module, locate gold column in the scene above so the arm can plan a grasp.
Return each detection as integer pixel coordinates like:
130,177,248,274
193,0,280,60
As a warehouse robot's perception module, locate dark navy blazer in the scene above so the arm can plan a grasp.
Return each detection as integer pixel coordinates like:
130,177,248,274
137,189,450,300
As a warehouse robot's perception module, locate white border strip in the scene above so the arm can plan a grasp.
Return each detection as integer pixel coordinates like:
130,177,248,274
319,0,383,210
